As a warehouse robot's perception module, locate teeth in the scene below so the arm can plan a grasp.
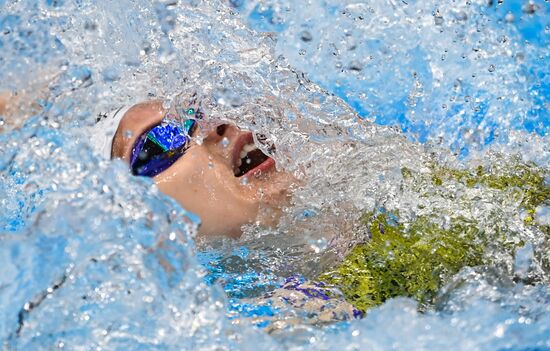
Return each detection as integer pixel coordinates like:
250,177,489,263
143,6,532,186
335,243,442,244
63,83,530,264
239,143,257,159
244,143,257,152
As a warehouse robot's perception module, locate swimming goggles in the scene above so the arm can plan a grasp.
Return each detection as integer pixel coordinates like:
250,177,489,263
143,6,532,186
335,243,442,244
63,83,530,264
130,118,197,177
130,95,206,177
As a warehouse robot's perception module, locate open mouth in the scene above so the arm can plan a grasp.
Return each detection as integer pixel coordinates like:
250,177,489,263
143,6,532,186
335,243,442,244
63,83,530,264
235,143,270,177
233,133,276,178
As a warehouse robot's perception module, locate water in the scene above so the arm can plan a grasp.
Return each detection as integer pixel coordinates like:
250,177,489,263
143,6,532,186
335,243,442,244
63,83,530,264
1,0,549,350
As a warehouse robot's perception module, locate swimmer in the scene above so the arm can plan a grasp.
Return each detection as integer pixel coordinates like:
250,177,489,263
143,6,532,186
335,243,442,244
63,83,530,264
92,98,296,239
1,92,360,327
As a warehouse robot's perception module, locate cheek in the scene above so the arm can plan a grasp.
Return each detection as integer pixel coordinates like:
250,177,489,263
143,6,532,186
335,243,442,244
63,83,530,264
154,156,260,226
156,169,260,238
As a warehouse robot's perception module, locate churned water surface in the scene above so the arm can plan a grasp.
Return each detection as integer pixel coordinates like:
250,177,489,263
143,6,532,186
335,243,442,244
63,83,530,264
0,0,549,350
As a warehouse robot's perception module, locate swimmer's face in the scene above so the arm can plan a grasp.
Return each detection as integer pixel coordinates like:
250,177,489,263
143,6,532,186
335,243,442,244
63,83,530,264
111,101,294,238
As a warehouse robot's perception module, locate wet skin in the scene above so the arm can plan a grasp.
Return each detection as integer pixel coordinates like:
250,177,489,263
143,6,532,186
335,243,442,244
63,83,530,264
111,101,295,238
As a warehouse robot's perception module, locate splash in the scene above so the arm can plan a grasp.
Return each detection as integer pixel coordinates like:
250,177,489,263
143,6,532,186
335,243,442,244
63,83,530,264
1,0,549,350
236,0,549,156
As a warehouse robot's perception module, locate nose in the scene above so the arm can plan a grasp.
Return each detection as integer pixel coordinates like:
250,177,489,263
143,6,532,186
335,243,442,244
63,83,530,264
203,123,236,143
215,124,229,138
202,123,245,161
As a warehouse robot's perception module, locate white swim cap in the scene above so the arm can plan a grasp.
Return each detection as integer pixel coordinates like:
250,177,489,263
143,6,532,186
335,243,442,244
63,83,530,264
88,106,131,159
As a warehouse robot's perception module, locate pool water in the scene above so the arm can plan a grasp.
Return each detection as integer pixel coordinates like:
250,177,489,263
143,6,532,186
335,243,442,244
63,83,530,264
0,0,549,350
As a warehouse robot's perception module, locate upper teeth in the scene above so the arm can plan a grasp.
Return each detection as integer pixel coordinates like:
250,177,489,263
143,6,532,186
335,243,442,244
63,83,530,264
239,143,257,159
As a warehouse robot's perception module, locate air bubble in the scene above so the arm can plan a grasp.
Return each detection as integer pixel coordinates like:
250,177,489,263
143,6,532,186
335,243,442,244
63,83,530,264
488,64,496,72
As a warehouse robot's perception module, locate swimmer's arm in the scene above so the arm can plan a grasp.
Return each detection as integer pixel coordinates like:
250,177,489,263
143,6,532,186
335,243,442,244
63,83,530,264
0,91,19,131
0,69,57,130
0,91,9,115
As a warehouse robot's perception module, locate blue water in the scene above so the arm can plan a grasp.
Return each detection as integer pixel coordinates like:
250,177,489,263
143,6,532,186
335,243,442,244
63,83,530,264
1,0,549,350
244,0,549,155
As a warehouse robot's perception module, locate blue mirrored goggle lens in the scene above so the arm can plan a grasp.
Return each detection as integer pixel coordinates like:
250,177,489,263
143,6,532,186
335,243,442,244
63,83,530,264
130,119,196,177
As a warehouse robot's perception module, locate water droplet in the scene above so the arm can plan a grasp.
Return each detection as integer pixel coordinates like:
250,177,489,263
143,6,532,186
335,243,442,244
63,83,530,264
535,205,550,226
83,20,97,31
348,60,363,71
505,12,514,23
0,117,4,126
123,130,133,139
453,10,468,21
228,0,244,8
162,99,171,110
300,30,312,42
434,10,444,26
102,66,120,82
140,41,152,56
230,96,243,107
522,2,537,14
515,53,525,63
514,242,533,278
298,49,306,56
46,0,64,7
308,238,328,253
498,35,508,44
240,177,249,185
208,162,214,169
221,137,229,148
488,64,496,72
